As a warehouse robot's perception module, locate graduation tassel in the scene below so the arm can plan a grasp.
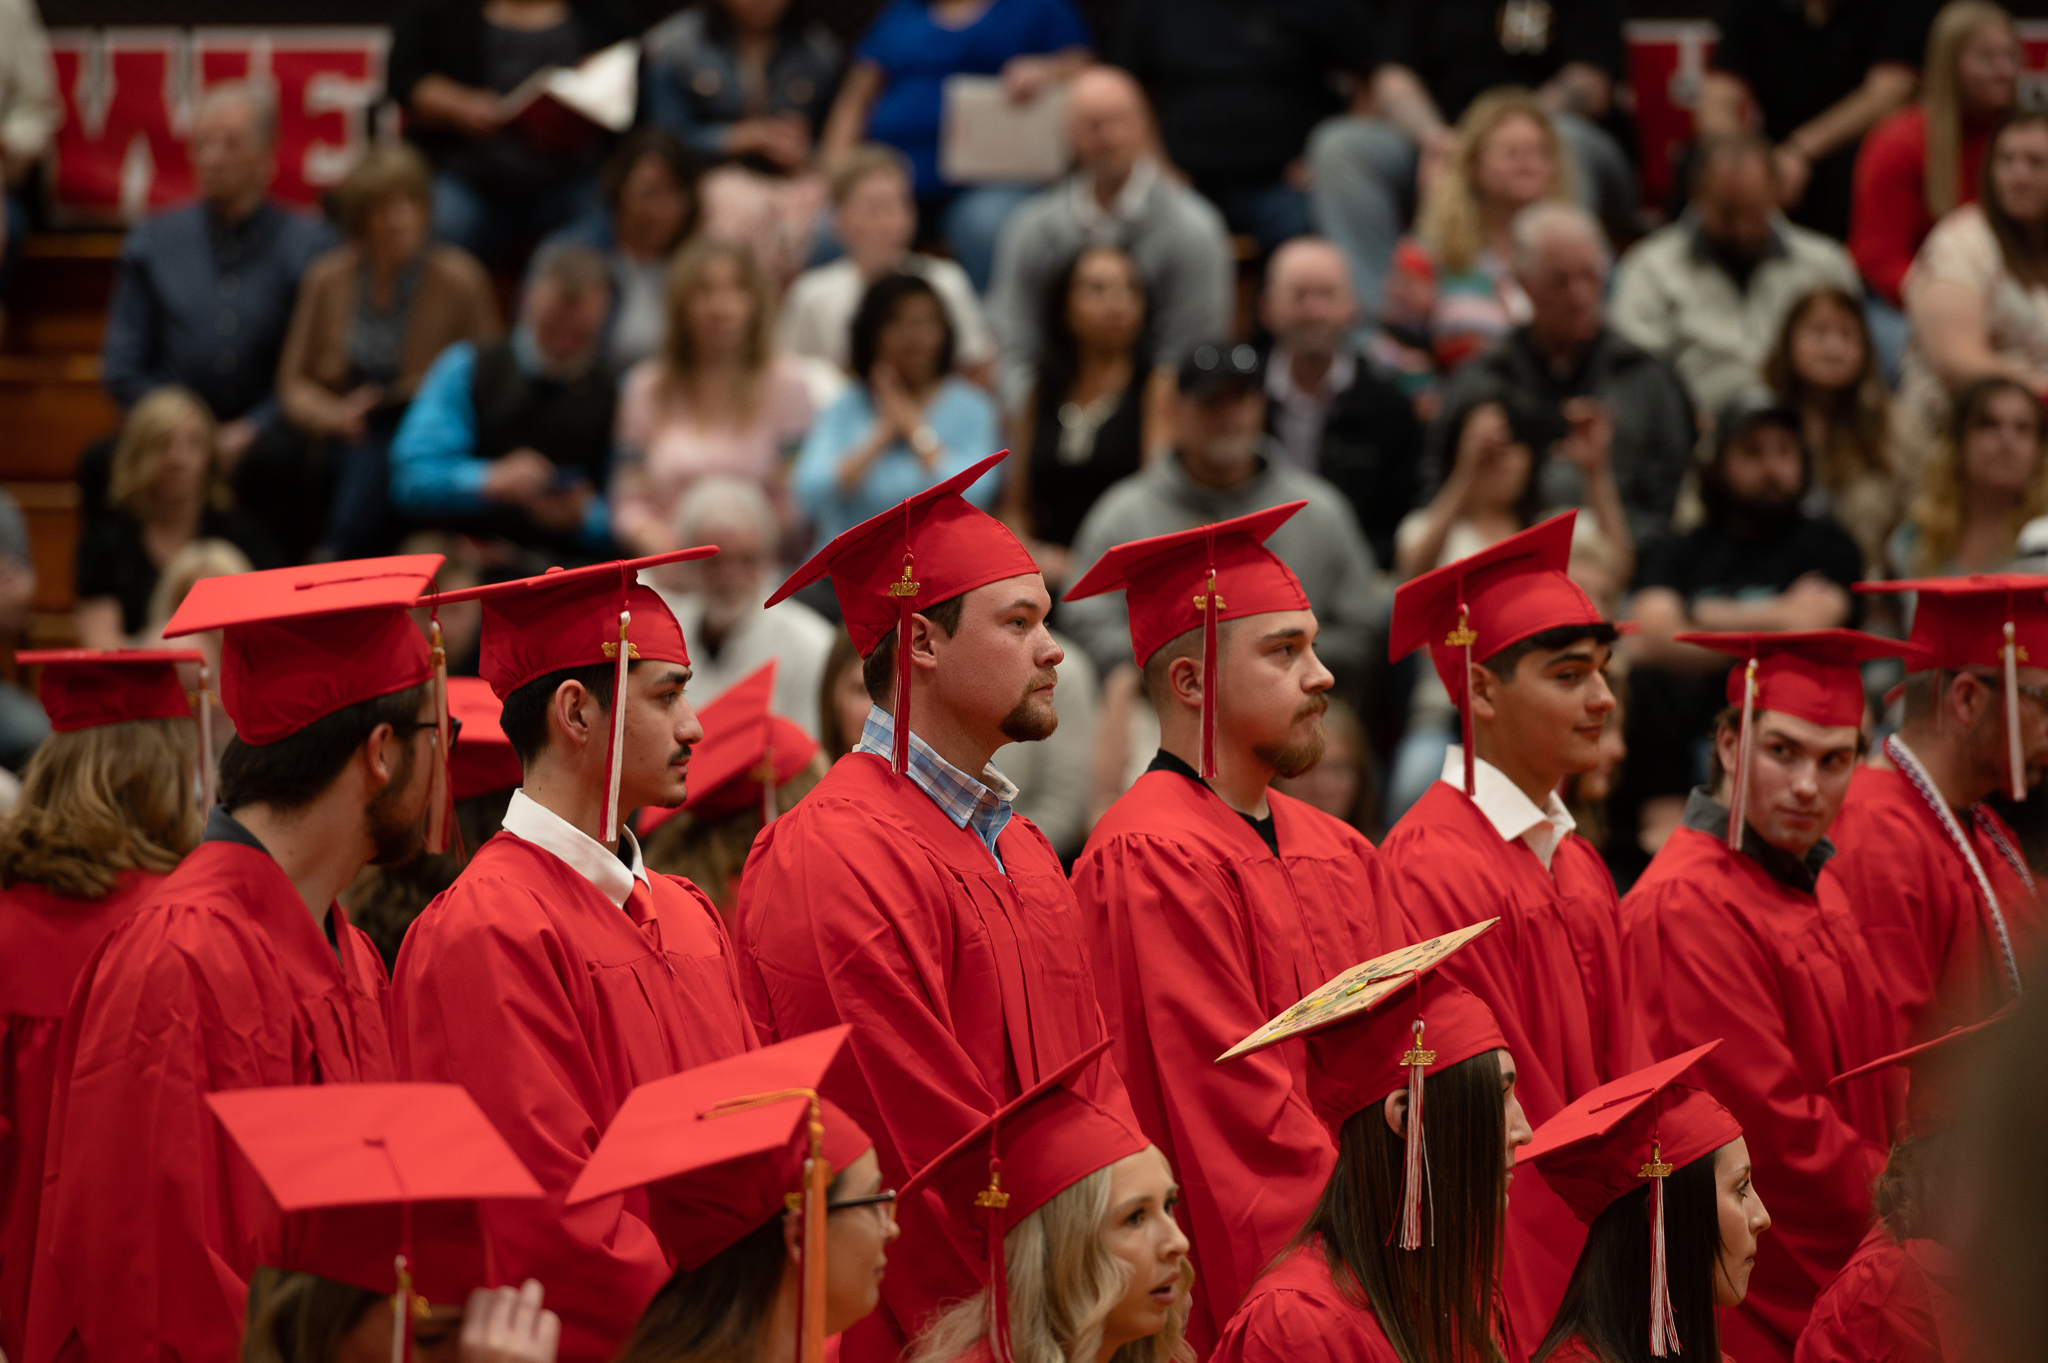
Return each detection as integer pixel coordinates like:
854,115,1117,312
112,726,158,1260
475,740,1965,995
1397,1015,1435,1250
604,606,631,843
425,614,454,856
391,1198,417,1363
2006,618,2026,801
799,1098,830,1363
196,662,216,812
1726,655,1758,852
978,1152,1015,1363
1197,564,1222,780
1644,1138,1679,1357
890,548,919,776
1447,602,1478,797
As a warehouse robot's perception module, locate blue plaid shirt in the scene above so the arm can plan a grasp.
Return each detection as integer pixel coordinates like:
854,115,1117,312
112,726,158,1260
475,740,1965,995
858,705,1018,871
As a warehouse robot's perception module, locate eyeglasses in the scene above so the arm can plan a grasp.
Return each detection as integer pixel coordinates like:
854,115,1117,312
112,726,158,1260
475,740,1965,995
826,1189,897,1217
391,715,463,749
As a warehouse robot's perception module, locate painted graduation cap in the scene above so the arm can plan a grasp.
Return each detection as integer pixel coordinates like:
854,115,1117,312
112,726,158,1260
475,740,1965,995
445,675,523,802
767,450,1036,774
567,1027,871,1363
1674,630,1929,851
1063,503,1311,778
639,660,820,837
18,646,218,809
1388,512,1607,796
206,1082,543,1360
899,1039,1148,1363
1831,1003,2014,1139
1516,1044,1740,1358
1223,920,1505,1251
428,547,719,842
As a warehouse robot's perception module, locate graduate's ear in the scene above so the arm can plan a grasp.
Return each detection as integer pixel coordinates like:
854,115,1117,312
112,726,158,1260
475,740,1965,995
1165,654,1203,712
907,610,945,674
1382,1088,1408,1138
546,679,597,754
1467,659,1502,723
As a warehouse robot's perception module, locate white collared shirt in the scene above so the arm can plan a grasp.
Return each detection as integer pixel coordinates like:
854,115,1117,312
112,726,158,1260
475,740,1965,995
499,788,651,909
1439,745,1577,873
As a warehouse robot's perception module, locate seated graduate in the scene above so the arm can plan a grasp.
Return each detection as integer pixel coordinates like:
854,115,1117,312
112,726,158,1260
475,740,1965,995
1211,923,1532,1363
902,1039,1193,1363
1521,1043,1772,1363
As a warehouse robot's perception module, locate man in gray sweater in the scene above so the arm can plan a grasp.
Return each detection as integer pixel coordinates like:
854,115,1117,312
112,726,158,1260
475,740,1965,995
1063,343,1386,690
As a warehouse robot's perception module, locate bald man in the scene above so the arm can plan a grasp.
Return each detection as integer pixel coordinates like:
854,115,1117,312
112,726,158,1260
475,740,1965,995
987,65,1233,412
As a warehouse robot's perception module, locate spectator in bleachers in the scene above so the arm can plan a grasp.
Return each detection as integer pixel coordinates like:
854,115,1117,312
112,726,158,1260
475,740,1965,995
1310,0,1633,320
644,0,841,286
1889,374,2047,576
990,628,1097,859
610,237,813,555
643,476,836,734
1763,284,1901,574
1375,89,1578,392
539,128,702,370
1694,0,1928,241
998,243,1169,590
387,0,635,260
779,145,995,384
815,626,866,761
818,0,1092,293
791,271,1002,543
276,142,501,561
389,242,619,560
1061,342,1383,689
1259,236,1424,572
1851,2,2019,359
76,387,281,650
985,65,1231,412
0,489,47,770
1612,134,1861,417
99,83,332,551
1272,695,1377,838
1109,0,1371,253
1428,203,1694,551
0,0,55,327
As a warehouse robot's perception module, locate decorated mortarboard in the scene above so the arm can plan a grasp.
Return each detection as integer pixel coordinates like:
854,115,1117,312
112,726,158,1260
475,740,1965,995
444,675,522,803
567,1027,870,1363
1223,921,1505,1251
18,646,218,808
898,1039,1149,1363
1516,1044,1740,1358
1831,1003,2014,1139
767,450,1037,774
1675,630,1927,851
206,1083,543,1360
1063,504,1311,778
639,661,820,836
1388,513,1608,796
428,548,719,843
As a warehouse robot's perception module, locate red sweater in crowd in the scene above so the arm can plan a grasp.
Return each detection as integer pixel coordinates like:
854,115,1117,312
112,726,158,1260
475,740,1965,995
1850,104,1993,306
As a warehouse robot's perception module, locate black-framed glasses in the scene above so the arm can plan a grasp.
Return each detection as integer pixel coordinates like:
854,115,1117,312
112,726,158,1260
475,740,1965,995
392,716,463,749
826,1189,897,1215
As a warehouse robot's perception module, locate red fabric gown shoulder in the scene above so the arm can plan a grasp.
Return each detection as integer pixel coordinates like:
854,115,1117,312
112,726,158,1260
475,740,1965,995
1796,1224,1966,1363
391,830,756,1363
1072,770,1390,1353
1380,779,1643,1356
1620,825,1894,1363
735,752,1131,1362
0,871,163,1361
1211,1240,1402,1363
22,842,390,1363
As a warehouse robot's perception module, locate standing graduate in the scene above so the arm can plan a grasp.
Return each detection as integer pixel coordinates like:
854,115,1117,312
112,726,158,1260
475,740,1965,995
23,556,448,1362
1829,576,2047,1046
735,451,1135,1362
1064,503,1393,1352
0,650,206,1360
1621,630,1911,1363
1379,513,1645,1345
392,550,760,1363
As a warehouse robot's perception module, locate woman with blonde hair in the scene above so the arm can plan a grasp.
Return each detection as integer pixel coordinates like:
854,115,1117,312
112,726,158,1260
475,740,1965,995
610,236,815,555
75,386,280,648
1889,373,2048,576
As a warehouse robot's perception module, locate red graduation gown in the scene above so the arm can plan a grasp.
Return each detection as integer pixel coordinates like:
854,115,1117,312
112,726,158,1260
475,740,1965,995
735,751,1134,1361
1827,765,2039,1046
1621,825,1896,1363
1380,779,1645,1357
392,831,757,1363
1211,1240,1402,1363
22,842,390,1363
1795,1224,1966,1363
1071,771,1392,1353
0,871,163,1362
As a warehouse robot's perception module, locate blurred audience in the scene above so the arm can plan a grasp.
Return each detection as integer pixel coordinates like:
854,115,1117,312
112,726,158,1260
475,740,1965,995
814,626,867,761
610,237,813,555
989,631,1097,859
0,489,44,770
1889,374,2048,577
1271,695,1378,839
0,0,55,324
792,271,1001,543
390,242,619,558
986,65,1231,411
278,142,501,560
819,0,1092,292
1613,133,1861,416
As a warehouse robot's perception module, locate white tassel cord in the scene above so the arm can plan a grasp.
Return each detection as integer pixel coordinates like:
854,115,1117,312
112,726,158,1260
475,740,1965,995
1726,658,1757,851
604,609,631,842
2006,621,2025,801
1399,1017,1434,1250
1645,1142,1679,1357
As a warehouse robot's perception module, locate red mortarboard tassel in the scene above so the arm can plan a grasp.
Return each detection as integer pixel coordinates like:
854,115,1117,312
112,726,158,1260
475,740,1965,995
1397,1004,1435,1250
603,565,633,842
977,1148,1015,1363
1448,601,1478,797
1644,1135,1679,1357
2005,610,2026,801
890,545,919,777
1726,655,1758,852
425,614,455,857
1197,555,1223,780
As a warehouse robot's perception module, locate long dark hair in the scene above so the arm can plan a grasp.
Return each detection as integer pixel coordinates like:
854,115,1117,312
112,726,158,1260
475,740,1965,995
1981,108,2048,287
1761,286,1893,491
850,273,955,387
1035,244,1150,409
1532,1152,1722,1363
1297,1049,1507,1363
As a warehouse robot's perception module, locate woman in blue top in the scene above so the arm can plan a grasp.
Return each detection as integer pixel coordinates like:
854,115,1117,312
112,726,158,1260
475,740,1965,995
818,0,1092,290
793,272,1003,545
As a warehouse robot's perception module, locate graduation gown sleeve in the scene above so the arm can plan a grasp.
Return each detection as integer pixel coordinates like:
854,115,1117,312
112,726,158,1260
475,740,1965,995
1796,1227,1966,1363
1211,1245,1403,1363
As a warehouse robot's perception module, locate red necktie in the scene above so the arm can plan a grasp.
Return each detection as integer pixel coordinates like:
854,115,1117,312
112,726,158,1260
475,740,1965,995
624,878,656,927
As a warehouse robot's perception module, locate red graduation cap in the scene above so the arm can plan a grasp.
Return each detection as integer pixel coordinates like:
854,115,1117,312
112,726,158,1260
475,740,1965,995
1831,1003,2013,1139
898,1039,1149,1363
445,675,522,802
1388,513,1607,796
767,451,1038,774
1063,503,1311,778
1517,1043,1740,1357
206,1083,543,1356
567,1027,871,1363
639,661,820,836
19,646,217,809
1675,630,1928,851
